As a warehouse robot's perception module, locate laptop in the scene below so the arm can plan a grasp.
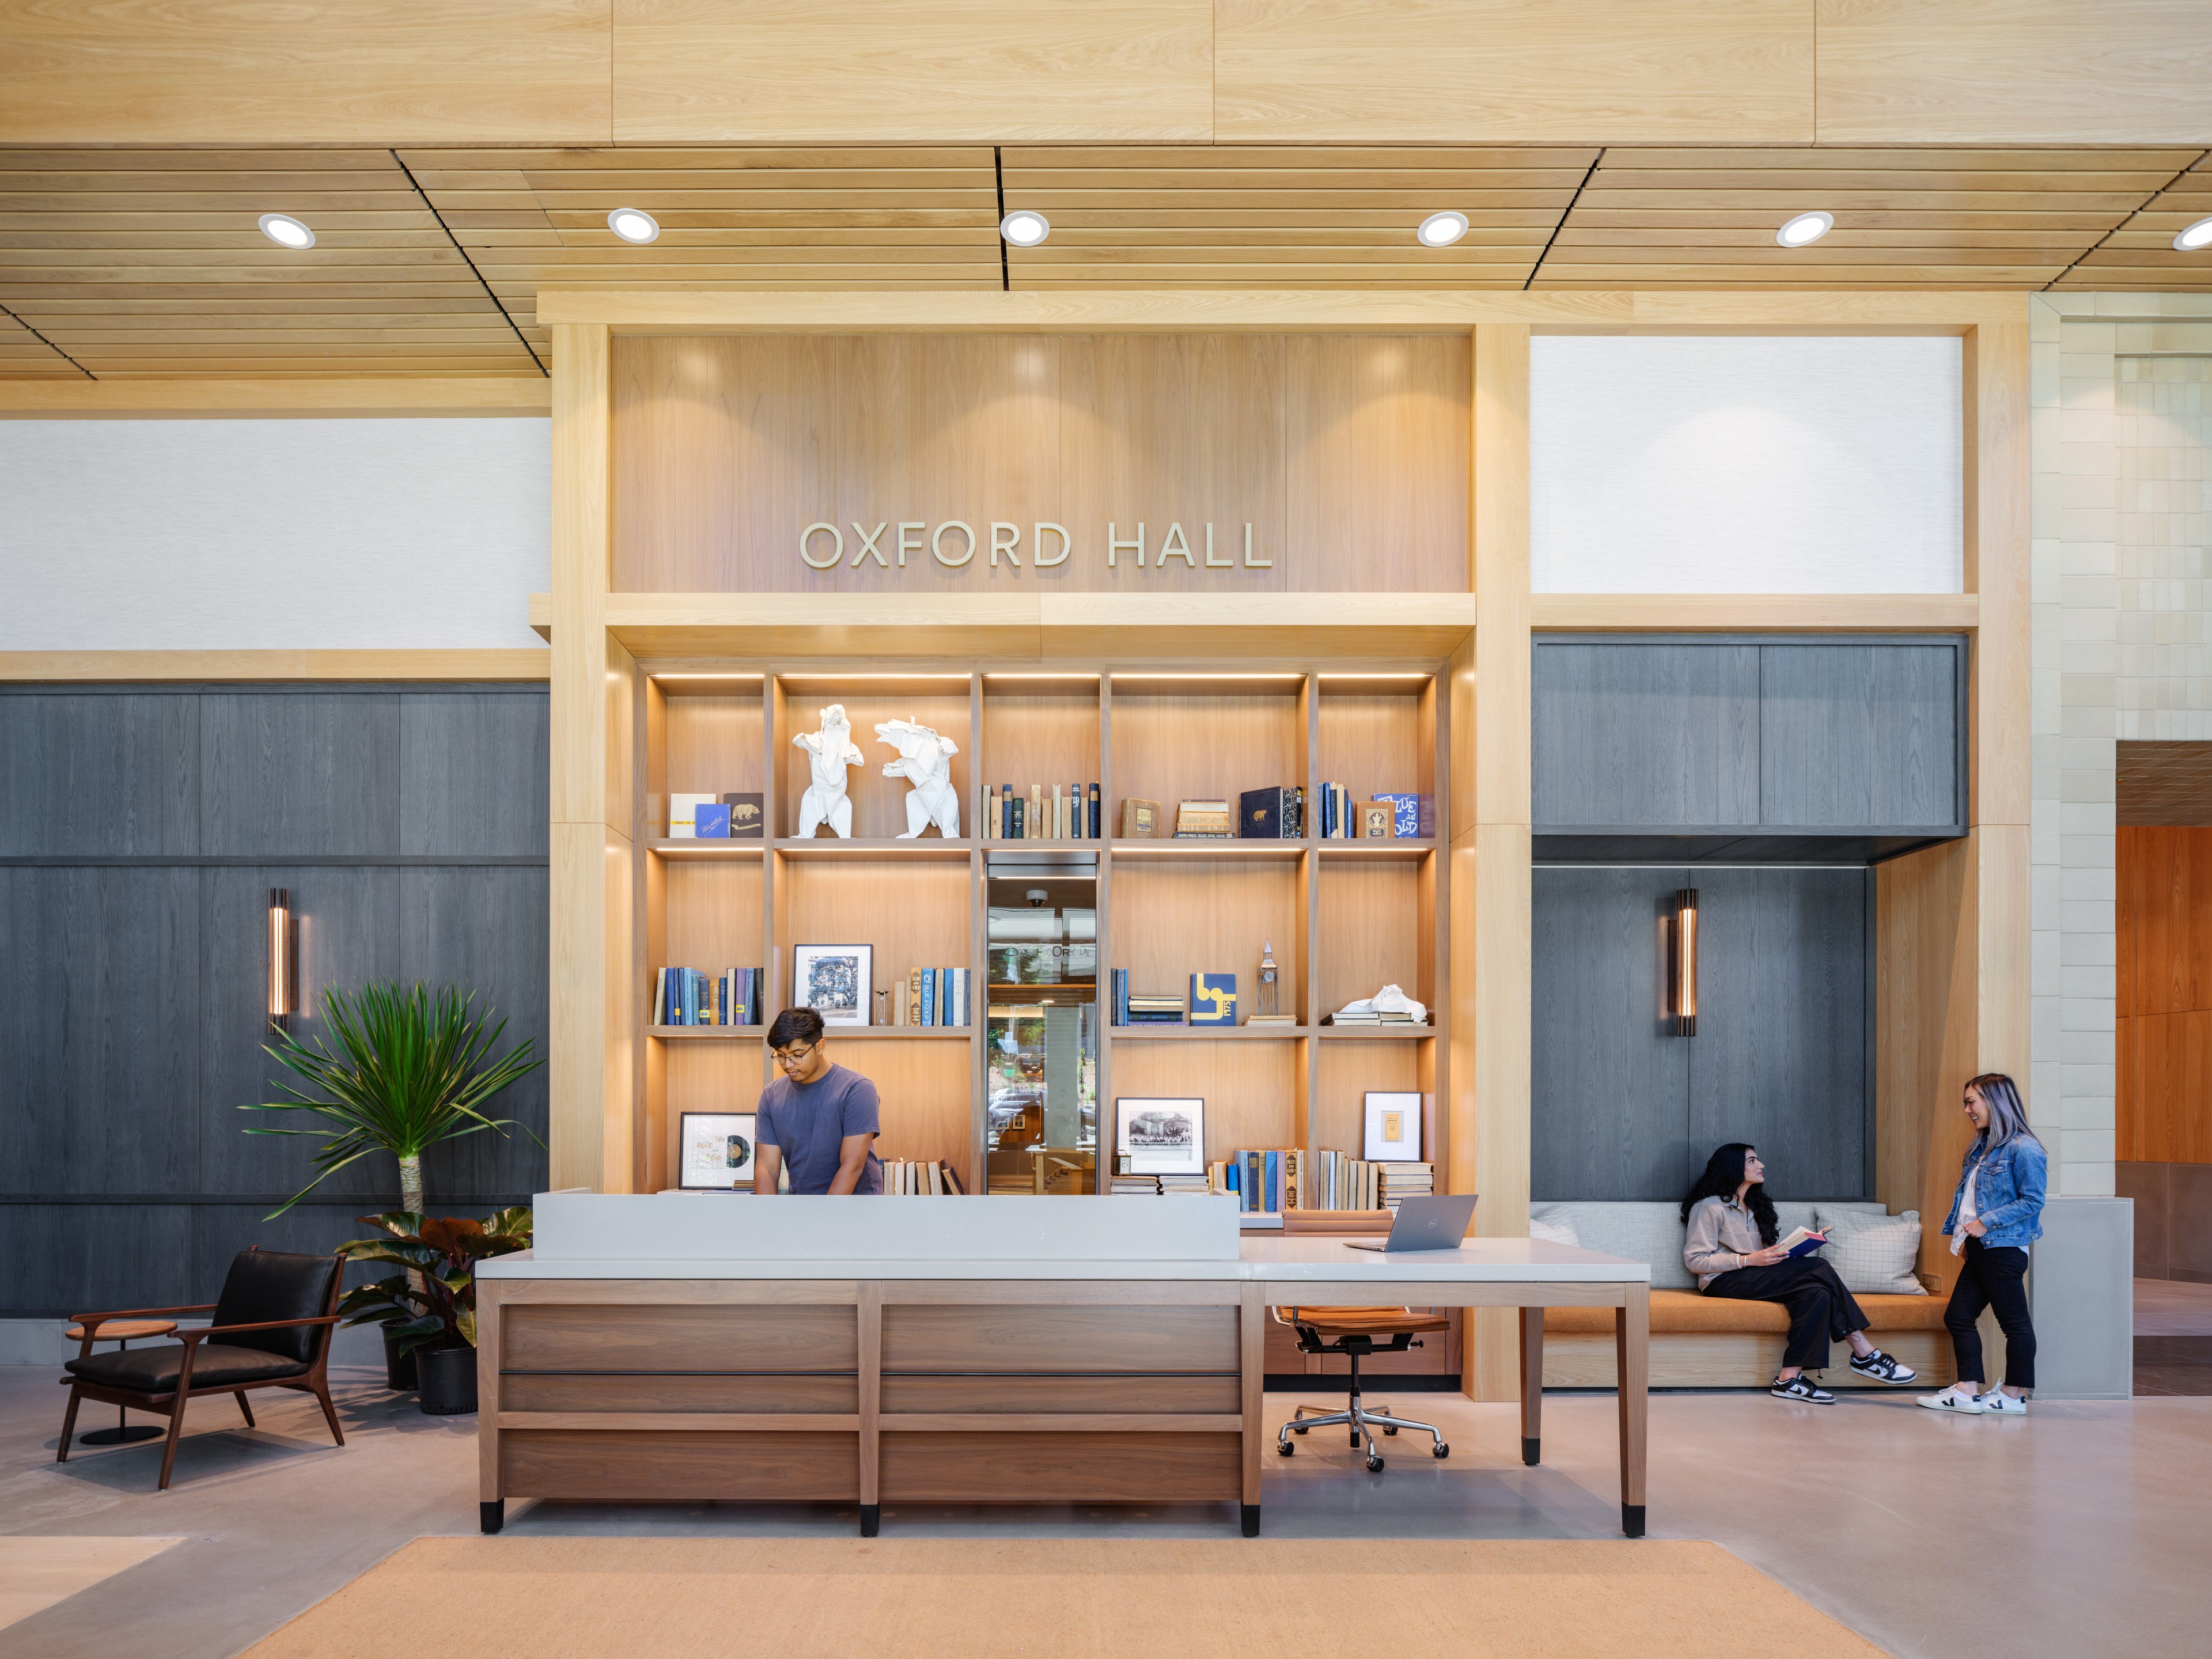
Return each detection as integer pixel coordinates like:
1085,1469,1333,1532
1341,1193,1479,1252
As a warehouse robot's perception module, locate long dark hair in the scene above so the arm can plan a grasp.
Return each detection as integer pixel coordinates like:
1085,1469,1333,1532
1680,1143,1778,1246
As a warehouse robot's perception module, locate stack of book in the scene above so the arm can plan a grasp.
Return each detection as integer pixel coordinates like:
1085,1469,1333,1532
1110,1173,1162,1195
880,1159,967,1195
1173,799,1235,838
892,967,972,1027
1109,968,1186,1025
1380,1161,1435,1212
1323,1005,1422,1027
983,782,1100,840
653,967,762,1027
1159,1173,1213,1196
1214,1148,1302,1214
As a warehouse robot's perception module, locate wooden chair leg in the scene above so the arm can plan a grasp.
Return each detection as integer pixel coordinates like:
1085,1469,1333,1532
311,1378,344,1446
56,1387,83,1463
156,1397,187,1491
236,1392,256,1428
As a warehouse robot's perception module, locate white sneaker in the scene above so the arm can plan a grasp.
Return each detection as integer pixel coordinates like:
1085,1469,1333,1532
1980,1391,2029,1416
1917,1386,1991,1414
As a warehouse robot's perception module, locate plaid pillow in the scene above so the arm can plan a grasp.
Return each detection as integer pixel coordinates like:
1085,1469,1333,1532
1815,1207,1927,1295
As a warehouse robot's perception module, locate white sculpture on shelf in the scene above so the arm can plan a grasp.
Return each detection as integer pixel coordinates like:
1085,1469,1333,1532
1334,984,1429,1024
876,717,961,839
792,703,863,838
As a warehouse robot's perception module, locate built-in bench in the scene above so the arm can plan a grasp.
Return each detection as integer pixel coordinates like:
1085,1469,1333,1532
1533,1200,1953,1389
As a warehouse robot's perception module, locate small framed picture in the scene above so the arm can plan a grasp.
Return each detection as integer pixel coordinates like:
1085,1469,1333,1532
793,942,873,1026
1115,1096,1206,1176
1358,801,1397,840
1363,1091,1422,1160
679,1112,757,1190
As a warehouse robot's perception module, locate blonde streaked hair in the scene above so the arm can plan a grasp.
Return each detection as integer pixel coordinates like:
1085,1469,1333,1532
1965,1073,2040,1152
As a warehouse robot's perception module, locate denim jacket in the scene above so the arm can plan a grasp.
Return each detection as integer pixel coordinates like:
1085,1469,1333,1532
1941,1135,2048,1249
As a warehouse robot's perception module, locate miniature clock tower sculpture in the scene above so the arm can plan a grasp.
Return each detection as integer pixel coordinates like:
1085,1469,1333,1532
1257,938,1279,1021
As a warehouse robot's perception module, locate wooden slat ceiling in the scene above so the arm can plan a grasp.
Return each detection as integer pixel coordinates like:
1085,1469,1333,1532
2,143,2210,378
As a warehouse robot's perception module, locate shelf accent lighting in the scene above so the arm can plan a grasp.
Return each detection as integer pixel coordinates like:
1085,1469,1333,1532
257,213,315,249
267,888,297,1029
608,207,661,244
2174,216,2212,253
1669,888,1698,1037
1416,211,1469,248
1775,211,1834,247
999,210,1050,247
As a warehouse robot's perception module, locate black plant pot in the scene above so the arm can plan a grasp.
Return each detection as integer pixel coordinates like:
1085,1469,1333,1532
382,1327,419,1391
416,1344,478,1416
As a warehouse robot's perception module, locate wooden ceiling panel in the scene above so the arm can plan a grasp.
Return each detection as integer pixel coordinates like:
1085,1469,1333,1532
0,305,81,378
2060,153,2212,289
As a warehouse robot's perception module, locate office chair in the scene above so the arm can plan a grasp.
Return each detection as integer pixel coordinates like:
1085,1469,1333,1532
1273,1211,1450,1471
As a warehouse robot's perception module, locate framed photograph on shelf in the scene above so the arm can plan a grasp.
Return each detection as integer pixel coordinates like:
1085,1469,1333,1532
793,943,873,1026
1358,801,1397,840
1115,1096,1205,1176
679,1112,757,1190
1363,1091,1422,1160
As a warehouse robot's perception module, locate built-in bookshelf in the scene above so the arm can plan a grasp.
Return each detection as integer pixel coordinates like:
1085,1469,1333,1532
636,667,1446,1198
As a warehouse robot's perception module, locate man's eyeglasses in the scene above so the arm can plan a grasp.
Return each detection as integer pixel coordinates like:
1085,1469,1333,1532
772,1043,818,1070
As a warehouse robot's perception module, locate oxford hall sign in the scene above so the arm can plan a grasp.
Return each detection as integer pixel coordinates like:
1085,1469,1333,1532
797,520,1274,573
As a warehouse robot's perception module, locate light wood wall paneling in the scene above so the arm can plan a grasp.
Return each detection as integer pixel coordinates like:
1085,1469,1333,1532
0,380,551,415
661,691,765,821
1317,861,1429,1014
978,682,1104,828
1213,1,1816,145
1465,322,1533,1400
1107,1037,1299,1165
611,3,1213,145
1814,1,2212,146
1107,857,1304,1021
782,859,972,1021
2116,827,2212,1165
1108,681,1304,832
1313,1039,1425,1163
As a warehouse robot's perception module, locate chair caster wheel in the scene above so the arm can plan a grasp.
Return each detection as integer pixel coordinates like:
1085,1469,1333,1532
1365,1455,1385,1473
1277,1441,1295,1456
1384,1426,1398,1436
1432,1442,1450,1459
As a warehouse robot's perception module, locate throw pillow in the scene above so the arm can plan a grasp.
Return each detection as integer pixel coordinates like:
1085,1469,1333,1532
1815,1207,1927,1295
1528,1215,1581,1248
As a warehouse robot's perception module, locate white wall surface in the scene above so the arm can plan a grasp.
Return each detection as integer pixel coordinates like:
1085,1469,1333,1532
1531,335,1963,594
0,418,550,649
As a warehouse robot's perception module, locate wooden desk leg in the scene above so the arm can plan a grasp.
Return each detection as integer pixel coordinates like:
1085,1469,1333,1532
1615,1282,1649,1537
1518,1305,1543,1465
858,1282,882,1538
478,1282,503,1534
1240,1283,1263,1537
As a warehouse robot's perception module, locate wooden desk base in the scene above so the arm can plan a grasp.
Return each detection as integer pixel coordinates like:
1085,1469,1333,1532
476,1275,1648,1539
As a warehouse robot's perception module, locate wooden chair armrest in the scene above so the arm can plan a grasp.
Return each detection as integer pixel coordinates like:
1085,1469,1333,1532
69,1304,217,1331
179,1314,343,1344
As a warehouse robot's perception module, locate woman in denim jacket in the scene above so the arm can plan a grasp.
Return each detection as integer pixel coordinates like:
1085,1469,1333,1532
1919,1073,2047,1416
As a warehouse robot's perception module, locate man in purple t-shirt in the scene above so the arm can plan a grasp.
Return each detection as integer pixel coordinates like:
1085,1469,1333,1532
753,1007,883,1195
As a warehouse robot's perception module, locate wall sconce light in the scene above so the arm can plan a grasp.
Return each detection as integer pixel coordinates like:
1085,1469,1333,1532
268,887,297,1029
1669,888,1698,1036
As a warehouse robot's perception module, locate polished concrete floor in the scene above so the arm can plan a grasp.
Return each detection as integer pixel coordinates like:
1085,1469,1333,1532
2,1362,2209,1659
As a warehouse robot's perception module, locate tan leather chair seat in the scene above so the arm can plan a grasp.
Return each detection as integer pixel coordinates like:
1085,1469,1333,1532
1542,1289,1950,1335
1278,1305,1453,1337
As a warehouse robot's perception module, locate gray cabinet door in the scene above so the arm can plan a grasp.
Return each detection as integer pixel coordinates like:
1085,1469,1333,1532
1531,868,1692,1200
1685,868,1870,1199
1759,643,1961,830
1532,643,1759,829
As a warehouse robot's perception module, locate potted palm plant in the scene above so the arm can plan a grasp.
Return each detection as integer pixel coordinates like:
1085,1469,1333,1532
336,1209,532,1414
242,981,542,1388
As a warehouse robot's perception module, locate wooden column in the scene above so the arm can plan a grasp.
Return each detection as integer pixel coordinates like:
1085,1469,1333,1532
548,321,636,1192
1457,323,1533,1400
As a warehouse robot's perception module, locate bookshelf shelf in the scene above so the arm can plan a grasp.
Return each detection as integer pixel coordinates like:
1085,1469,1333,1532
1316,838,1436,861
831,1027,974,1040
650,1025,765,1040
1109,839,1304,860
774,838,974,861
1315,1024,1434,1040
649,839,766,858
1108,1025,1311,1040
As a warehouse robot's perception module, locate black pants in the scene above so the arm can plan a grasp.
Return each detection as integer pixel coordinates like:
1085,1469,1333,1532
1703,1256,1870,1371
1946,1239,2035,1389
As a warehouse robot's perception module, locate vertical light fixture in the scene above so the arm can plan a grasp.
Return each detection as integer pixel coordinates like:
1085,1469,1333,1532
1668,888,1699,1036
268,887,296,1029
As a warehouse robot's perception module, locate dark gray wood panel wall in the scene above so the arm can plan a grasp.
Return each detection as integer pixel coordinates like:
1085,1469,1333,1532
1532,865,1872,1202
0,685,549,1316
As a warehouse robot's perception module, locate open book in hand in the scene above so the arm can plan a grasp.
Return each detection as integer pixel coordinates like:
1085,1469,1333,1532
1778,1226,1828,1259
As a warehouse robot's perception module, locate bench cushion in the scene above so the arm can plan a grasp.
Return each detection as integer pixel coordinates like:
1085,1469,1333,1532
1529,1200,1884,1292
1543,1290,1950,1335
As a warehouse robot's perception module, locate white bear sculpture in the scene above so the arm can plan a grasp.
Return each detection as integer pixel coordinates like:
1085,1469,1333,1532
792,703,863,838
876,717,960,839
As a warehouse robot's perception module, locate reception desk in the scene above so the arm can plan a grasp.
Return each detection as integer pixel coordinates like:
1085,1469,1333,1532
475,1196,1651,1537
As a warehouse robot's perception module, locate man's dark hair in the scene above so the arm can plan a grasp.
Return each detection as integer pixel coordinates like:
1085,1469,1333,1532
767,1006,825,1050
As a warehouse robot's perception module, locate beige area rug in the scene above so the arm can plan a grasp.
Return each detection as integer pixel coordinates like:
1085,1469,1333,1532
0,1536,183,1631
243,1537,1887,1658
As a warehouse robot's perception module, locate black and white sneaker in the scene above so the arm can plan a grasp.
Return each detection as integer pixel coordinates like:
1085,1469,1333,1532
1770,1374,1836,1403
1848,1349,1917,1385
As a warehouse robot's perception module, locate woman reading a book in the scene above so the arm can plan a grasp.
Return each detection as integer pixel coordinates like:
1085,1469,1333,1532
1683,1143,1917,1403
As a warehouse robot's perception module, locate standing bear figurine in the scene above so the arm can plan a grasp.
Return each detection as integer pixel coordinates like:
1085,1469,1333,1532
876,717,960,839
792,703,863,838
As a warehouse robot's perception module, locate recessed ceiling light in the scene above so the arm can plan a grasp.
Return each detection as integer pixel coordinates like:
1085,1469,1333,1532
257,213,315,249
1000,210,1050,247
2175,216,2212,252
1416,211,1469,248
1777,211,1834,247
608,207,660,244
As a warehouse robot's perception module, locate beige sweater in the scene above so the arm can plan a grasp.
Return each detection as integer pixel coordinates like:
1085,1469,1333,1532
1683,1194,1768,1290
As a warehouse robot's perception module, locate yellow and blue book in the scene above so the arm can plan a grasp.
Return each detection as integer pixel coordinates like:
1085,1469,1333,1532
1190,973,1237,1025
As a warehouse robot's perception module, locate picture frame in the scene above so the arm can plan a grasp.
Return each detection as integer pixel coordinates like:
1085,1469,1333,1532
1115,1096,1205,1176
678,1112,757,1190
1358,801,1397,840
1363,1090,1422,1160
793,942,873,1026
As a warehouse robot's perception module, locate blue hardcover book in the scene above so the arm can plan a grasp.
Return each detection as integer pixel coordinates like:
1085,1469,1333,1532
1190,972,1237,1025
922,969,937,1027
694,801,731,838
1225,1158,1241,1205
1266,1149,1281,1213
1375,792,1421,839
